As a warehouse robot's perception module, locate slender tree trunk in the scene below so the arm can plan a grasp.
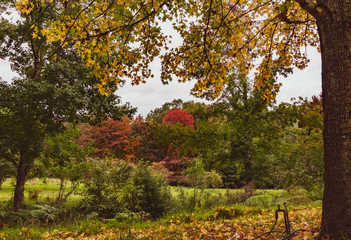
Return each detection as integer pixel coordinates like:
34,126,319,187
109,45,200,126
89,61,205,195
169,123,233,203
317,1,351,238
244,154,254,198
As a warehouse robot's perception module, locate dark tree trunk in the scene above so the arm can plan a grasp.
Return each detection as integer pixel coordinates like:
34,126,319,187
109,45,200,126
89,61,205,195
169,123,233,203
13,152,33,210
244,153,254,198
316,1,351,238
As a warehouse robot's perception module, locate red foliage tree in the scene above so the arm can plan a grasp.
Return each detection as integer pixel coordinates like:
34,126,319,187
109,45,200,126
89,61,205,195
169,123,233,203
158,109,196,184
78,116,140,159
162,108,195,128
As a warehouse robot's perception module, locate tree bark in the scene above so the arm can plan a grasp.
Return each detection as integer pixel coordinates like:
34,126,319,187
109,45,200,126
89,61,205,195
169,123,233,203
316,1,351,238
244,153,254,198
13,151,33,210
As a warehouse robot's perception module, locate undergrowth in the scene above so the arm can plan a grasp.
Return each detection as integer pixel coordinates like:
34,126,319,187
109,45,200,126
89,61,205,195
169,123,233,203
0,178,323,239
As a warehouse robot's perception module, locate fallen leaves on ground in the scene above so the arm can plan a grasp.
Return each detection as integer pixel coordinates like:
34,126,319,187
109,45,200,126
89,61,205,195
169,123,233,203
27,206,325,239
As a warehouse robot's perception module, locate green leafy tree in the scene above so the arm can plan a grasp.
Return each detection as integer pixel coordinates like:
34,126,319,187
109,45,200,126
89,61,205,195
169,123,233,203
184,158,222,209
0,108,16,189
0,1,134,210
213,73,278,194
40,124,95,204
295,95,323,132
254,126,323,191
184,158,206,210
251,96,323,190
131,116,167,162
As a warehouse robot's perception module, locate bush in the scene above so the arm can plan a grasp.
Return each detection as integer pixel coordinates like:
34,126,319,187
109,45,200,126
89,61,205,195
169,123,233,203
79,158,173,219
203,170,222,188
287,187,312,204
0,160,16,189
128,162,173,218
78,158,134,218
0,203,73,226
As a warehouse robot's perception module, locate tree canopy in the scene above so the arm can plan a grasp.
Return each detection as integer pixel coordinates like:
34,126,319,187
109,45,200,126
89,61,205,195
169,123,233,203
19,0,318,100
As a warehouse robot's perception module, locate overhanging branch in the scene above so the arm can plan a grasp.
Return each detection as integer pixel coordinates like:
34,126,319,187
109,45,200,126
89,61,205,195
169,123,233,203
294,0,324,20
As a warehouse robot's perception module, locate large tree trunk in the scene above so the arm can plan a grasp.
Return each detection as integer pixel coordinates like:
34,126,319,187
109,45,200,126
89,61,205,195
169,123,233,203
317,1,351,238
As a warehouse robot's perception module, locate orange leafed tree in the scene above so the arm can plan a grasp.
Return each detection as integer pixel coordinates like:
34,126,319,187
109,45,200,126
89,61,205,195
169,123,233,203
79,116,140,159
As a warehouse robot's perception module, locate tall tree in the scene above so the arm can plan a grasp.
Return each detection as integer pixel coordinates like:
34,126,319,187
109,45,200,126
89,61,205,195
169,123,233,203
40,124,95,204
209,71,287,193
0,0,134,210
220,75,268,195
20,0,351,237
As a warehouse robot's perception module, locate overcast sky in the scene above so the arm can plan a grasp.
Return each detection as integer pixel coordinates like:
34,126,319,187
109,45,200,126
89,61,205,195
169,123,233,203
0,15,322,117
117,48,322,116
0,47,322,116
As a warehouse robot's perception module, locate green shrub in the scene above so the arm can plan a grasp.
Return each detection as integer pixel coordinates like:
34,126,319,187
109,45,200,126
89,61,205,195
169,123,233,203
127,162,173,219
78,158,134,218
308,183,324,201
203,170,223,188
113,212,147,223
224,188,245,205
287,187,312,204
79,158,173,219
0,161,16,190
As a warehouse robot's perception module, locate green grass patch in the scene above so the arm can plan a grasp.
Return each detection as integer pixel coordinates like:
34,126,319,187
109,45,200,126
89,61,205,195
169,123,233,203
0,178,81,203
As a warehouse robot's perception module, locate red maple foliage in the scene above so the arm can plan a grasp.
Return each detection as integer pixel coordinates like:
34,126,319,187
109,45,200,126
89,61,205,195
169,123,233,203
78,116,141,159
162,108,195,128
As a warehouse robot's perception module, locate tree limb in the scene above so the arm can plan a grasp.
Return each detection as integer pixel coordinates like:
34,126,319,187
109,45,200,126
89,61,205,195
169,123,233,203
279,7,313,24
294,0,324,20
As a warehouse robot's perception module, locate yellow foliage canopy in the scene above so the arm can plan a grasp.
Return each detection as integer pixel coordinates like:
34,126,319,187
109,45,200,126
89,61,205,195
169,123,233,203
17,0,319,99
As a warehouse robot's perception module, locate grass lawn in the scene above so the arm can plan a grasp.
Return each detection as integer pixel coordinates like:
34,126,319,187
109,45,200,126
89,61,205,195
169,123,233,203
0,178,81,203
1,179,246,203
1,178,322,207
